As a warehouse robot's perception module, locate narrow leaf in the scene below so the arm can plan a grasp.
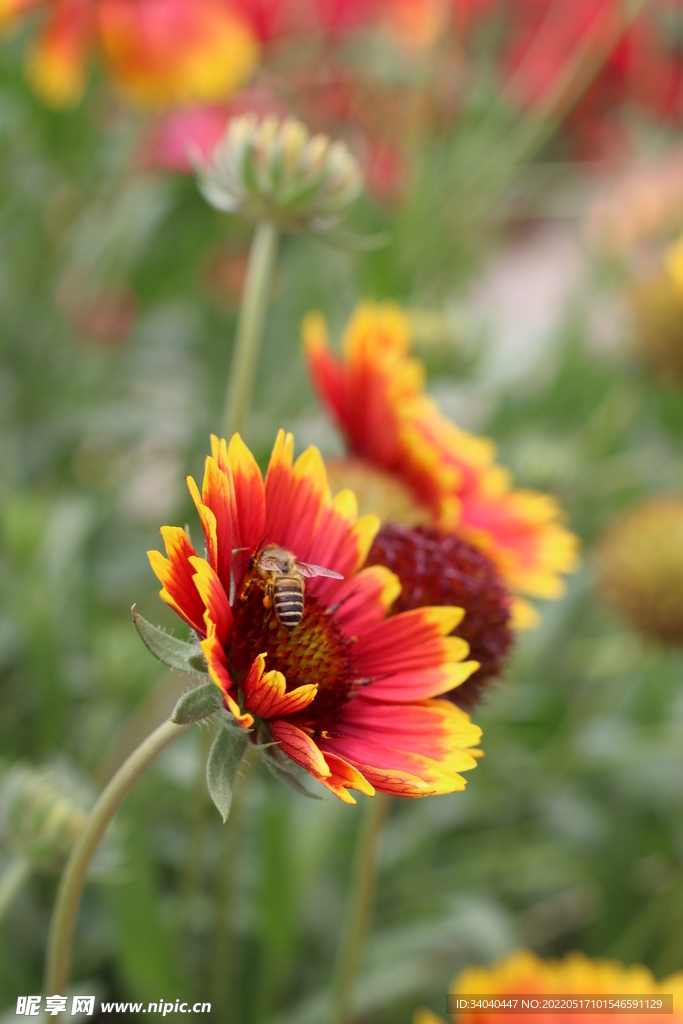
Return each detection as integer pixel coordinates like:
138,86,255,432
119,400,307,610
206,728,249,822
309,226,390,251
171,682,223,725
132,608,207,675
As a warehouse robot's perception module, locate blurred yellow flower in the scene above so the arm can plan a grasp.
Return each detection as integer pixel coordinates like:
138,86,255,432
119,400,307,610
415,949,683,1024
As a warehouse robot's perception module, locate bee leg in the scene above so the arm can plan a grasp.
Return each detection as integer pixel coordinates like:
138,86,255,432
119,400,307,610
262,583,275,625
238,577,256,605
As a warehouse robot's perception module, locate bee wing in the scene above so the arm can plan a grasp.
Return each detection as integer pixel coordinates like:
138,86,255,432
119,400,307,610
296,561,344,580
257,555,281,571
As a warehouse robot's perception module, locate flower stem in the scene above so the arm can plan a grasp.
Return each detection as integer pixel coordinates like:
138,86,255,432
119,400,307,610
329,793,392,1024
0,855,30,922
222,220,279,439
45,718,191,994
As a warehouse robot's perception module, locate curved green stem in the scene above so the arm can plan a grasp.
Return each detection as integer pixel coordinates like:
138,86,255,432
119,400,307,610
45,718,191,994
0,855,30,923
209,748,253,1014
329,793,392,1024
222,220,279,439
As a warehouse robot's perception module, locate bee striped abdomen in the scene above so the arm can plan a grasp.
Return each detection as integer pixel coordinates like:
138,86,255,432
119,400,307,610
273,577,305,631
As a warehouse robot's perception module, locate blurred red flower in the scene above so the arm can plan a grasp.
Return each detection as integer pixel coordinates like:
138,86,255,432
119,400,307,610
2,0,259,107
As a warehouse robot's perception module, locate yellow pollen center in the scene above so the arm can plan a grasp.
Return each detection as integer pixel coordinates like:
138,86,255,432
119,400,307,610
228,584,357,732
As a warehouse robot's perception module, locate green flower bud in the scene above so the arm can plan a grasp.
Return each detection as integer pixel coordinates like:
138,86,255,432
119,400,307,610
197,113,363,234
0,763,89,871
594,497,683,644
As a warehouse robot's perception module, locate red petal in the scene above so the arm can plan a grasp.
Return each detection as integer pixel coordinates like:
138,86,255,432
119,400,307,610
189,556,233,647
268,720,330,778
330,564,401,634
227,433,265,554
200,628,253,728
201,456,235,592
353,607,463,675
243,653,317,719
148,526,205,634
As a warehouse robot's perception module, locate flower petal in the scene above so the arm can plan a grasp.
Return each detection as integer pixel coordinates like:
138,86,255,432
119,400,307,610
321,697,481,796
148,526,206,634
227,432,265,560
268,720,330,778
314,752,375,804
189,556,233,647
330,564,402,634
353,606,465,675
199,628,253,728
263,428,294,532
186,475,219,575
367,660,480,702
201,456,235,590
243,653,317,719
265,439,330,558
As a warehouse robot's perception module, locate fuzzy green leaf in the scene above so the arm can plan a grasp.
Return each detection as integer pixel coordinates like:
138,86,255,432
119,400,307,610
206,728,249,822
132,608,207,675
171,683,223,725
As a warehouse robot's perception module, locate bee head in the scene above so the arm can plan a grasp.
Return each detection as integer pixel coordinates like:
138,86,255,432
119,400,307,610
257,544,296,575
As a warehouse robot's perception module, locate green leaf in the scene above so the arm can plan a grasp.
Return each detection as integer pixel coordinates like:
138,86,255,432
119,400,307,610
309,227,390,252
132,607,207,675
170,682,223,724
206,727,249,822
260,745,324,800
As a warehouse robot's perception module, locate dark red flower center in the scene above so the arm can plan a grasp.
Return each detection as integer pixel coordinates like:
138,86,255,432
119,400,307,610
367,523,514,708
228,583,357,732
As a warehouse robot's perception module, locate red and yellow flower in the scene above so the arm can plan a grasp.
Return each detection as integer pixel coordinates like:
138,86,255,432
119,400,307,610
304,302,579,629
3,0,258,108
414,949,683,1024
148,430,483,802
97,0,258,107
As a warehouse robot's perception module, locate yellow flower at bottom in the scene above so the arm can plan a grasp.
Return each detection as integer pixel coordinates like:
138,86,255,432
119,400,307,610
415,949,683,1024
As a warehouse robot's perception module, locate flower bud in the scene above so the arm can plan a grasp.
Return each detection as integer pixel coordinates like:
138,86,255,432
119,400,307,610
631,269,683,389
198,113,363,233
0,763,89,871
594,497,683,644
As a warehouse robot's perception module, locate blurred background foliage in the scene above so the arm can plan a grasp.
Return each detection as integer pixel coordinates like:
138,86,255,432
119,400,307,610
2,3,683,1022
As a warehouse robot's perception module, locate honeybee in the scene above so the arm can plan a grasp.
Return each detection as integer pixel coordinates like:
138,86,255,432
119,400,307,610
240,544,343,631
